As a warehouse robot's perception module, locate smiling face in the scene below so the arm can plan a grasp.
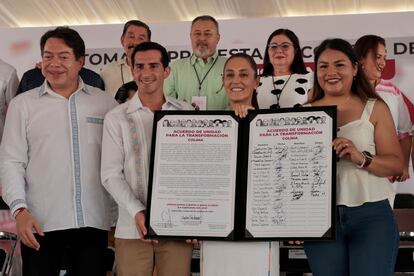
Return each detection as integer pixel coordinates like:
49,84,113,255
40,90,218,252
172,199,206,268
132,49,170,97
223,57,259,105
268,34,295,74
316,48,357,97
190,19,220,61
121,25,150,64
361,43,386,83
41,37,83,95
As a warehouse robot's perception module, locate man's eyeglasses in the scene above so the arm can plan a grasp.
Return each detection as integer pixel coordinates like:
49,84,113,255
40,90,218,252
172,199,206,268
268,42,292,52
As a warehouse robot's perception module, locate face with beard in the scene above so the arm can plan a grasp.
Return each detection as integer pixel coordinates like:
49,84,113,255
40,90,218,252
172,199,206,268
190,19,220,61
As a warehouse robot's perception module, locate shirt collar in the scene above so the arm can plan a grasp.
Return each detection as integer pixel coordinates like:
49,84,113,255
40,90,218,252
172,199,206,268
126,93,182,114
38,77,89,97
126,91,143,114
190,52,219,66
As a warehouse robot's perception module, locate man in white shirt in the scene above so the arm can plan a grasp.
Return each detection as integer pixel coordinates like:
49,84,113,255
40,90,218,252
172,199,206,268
100,20,151,97
0,58,19,142
101,42,193,276
0,27,117,275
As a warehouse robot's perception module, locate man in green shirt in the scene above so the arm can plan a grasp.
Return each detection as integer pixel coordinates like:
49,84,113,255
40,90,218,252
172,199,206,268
164,15,228,110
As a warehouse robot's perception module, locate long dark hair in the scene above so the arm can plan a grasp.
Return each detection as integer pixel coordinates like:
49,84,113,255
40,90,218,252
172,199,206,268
262,29,307,77
309,38,380,103
224,53,259,109
354,34,386,61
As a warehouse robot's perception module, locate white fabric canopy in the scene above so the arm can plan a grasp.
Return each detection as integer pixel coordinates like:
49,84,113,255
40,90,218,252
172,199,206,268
0,0,413,27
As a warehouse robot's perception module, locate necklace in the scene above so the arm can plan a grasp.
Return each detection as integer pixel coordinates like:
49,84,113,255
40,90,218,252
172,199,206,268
270,74,292,109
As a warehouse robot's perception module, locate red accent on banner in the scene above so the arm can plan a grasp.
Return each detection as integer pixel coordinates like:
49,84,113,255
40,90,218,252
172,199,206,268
382,60,396,80
10,40,32,54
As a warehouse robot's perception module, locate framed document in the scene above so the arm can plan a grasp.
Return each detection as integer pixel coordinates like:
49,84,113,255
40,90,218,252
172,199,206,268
146,106,336,241
146,111,239,240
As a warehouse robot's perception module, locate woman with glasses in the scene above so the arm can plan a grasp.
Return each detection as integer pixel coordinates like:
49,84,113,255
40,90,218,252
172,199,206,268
354,35,413,182
257,29,313,109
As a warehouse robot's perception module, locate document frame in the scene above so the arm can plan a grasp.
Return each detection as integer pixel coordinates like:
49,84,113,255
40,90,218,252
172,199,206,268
146,106,337,241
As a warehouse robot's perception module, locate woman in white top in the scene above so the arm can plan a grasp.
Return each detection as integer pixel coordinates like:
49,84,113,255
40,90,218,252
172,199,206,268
201,53,280,276
354,35,412,182
257,29,313,109
304,38,403,276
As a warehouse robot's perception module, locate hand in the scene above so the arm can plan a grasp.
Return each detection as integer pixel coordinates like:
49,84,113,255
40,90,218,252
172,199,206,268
288,240,304,245
191,103,200,111
332,138,364,166
232,104,255,118
395,167,410,182
134,211,158,243
185,239,199,245
16,209,44,250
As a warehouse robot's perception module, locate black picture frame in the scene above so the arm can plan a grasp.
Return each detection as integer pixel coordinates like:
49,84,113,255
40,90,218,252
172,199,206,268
145,106,336,241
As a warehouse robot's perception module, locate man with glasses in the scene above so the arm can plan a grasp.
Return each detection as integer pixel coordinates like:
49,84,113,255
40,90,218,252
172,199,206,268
164,15,228,110
0,27,117,275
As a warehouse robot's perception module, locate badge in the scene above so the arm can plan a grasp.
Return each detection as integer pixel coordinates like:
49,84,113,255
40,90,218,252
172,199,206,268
191,96,207,111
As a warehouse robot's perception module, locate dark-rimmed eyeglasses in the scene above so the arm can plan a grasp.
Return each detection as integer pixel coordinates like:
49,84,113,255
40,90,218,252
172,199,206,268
268,42,292,52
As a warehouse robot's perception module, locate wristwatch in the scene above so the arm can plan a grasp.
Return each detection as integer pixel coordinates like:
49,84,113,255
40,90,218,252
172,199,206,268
362,151,374,168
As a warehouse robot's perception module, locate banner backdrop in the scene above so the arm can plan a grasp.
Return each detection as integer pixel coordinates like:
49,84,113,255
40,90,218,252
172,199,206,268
0,12,413,192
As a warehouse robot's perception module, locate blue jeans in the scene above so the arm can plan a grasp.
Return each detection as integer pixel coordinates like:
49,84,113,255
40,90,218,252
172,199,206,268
304,200,399,276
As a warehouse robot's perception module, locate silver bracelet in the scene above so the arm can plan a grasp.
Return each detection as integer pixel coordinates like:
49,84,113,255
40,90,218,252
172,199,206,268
356,153,366,169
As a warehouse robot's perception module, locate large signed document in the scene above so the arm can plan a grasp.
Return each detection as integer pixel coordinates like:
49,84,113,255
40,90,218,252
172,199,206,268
146,107,336,241
147,112,238,239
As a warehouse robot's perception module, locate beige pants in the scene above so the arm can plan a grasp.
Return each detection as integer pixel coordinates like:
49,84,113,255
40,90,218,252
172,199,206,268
115,238,193,276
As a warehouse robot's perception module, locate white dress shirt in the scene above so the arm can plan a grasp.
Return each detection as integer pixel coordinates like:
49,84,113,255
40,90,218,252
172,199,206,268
101,93,193,238
0,79,117,232
100,58,133,98
0,59,19,142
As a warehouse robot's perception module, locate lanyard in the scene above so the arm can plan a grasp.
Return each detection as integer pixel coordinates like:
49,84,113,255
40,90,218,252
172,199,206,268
120,63,125,84
271,74,292,109
193,56,219,96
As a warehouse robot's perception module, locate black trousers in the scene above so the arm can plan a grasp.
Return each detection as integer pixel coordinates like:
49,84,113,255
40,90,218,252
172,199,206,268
21,227,108,276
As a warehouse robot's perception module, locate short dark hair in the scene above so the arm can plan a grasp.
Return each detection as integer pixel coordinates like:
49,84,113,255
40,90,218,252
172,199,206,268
223,53,259,109
262,29,307,76
131,42,170,69
309,38,381,103
40,26,85,60
353,34,386,61
122,20,151,40
191,15,219,32
115,80,138,104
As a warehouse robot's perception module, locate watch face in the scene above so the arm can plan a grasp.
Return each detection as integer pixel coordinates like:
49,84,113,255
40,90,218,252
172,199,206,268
362,151,374,168
363,151,373,160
